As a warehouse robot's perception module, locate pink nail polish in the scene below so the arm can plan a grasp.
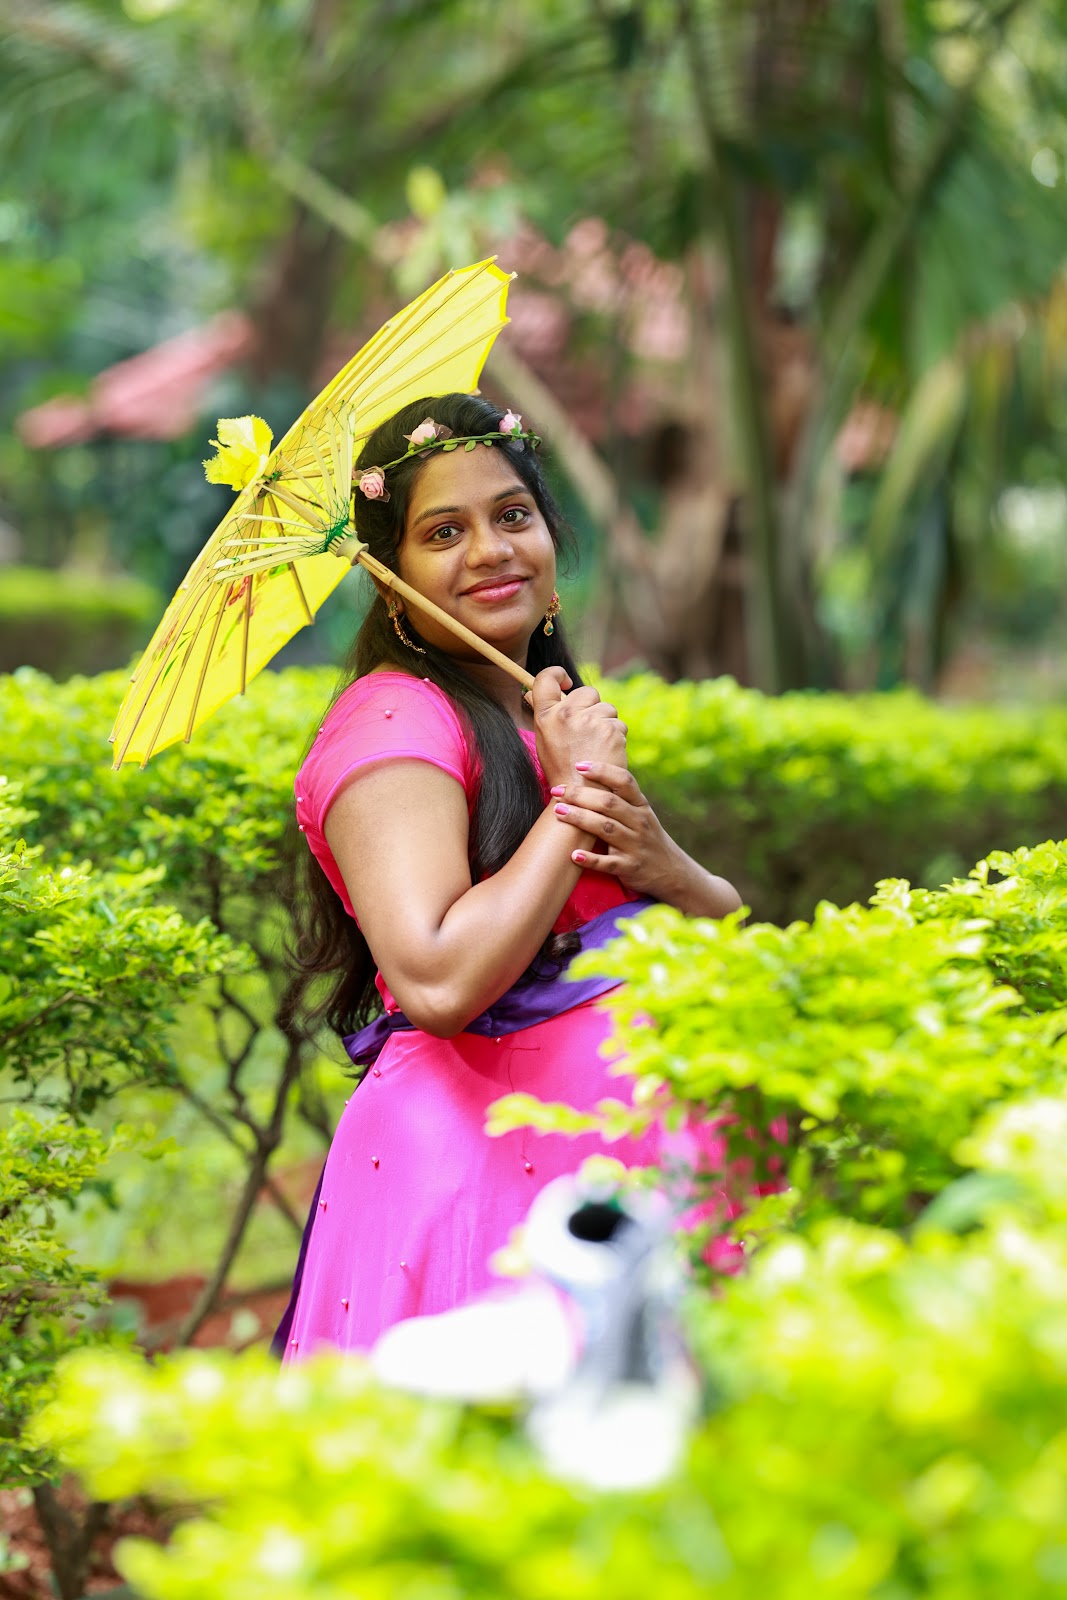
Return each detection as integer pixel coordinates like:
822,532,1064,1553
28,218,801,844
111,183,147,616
573,850,587,864
554,803,569,817
575,761,592,772
549,785,565,797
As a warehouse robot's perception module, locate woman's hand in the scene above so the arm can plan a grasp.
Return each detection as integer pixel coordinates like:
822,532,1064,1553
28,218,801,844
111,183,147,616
549,761,744,918
529,668,628,790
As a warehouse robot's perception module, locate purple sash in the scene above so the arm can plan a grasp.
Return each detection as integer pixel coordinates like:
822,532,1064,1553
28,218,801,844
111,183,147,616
271,898,654,1358
341,897,655,1066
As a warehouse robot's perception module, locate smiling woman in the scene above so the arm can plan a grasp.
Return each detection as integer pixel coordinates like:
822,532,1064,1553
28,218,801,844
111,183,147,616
397,441,557,659
274,393,741,1359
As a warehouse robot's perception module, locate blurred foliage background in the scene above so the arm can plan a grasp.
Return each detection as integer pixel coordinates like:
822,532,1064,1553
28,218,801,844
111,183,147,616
3,2,1067,1593
1,0,1066,693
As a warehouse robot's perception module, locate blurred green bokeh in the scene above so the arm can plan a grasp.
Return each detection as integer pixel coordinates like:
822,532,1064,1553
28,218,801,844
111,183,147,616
0,0,1064,693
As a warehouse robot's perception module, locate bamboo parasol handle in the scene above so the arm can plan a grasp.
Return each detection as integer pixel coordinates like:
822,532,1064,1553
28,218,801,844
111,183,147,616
354,548,536,691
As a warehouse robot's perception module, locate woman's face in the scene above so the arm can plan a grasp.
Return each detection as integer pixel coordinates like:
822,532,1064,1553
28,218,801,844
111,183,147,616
396,444,557,666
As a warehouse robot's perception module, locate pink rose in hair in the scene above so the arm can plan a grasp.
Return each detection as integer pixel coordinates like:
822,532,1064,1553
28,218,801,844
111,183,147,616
499,411,523,437
404,418,439,447
358,467,389,500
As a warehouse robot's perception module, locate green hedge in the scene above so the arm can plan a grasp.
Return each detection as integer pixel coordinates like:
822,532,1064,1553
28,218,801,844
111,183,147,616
3,664,1066,928
0,777,242,1492
0,565,162,679
8,659,1067,1596
0,778,244,1117
2,660,1063,1303
616,673,1067,922
31,857,1067,1597
492,837,1067,1238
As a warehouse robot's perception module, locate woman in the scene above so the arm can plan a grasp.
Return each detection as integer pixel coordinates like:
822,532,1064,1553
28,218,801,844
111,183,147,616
275,392,740,1359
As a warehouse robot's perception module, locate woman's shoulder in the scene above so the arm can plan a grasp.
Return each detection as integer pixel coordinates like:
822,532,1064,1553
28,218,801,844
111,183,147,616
324,669,468,738
297,670,475,820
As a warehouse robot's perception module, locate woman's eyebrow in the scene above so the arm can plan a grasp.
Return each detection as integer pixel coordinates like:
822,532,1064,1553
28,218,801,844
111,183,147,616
410,484,529,529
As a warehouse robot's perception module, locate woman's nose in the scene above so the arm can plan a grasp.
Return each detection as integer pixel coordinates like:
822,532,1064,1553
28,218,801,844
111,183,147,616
466,517,514,566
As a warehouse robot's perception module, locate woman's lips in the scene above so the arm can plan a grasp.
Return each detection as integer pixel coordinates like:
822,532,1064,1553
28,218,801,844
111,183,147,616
461,578,527,603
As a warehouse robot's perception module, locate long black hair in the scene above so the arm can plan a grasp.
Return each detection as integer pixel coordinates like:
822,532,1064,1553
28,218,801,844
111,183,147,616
284,391,583,1039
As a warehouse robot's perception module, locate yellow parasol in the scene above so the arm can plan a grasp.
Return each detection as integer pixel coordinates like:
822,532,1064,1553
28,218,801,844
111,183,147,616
110,258,534,769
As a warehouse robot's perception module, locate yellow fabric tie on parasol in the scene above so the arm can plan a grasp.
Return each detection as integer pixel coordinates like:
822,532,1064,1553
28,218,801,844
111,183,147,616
110,258,528,769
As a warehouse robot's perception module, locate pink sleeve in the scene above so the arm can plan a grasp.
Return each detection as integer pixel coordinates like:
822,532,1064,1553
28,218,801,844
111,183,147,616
294,673,475,917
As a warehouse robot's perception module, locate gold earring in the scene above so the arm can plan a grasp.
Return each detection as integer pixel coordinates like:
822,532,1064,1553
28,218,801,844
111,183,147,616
388,600,426,655
543,591,561,636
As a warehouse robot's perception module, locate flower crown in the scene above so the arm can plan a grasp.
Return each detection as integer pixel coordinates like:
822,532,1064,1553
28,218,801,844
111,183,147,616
355,411,541,502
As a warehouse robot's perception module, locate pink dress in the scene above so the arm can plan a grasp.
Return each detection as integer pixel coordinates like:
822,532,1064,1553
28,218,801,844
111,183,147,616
282,672,660,1359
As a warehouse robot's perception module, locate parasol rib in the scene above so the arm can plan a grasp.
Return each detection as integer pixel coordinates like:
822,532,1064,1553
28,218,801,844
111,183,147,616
220,514,324,533
183,586,230,743
217,535,321,557
306,431,336,501
344,302,509,431
219,518,323,537
239,574,253,695
287,561,316,625
261,489,291,545
264,450,331,509
257,482,331,525
348,327,514,447
112,575,215,761
325,413,347,495
138,585,216,767
319,261,498,415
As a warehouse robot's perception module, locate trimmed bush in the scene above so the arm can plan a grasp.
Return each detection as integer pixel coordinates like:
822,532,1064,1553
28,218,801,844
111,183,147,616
3,665,1066,929
32,1091,1067,1600
0,779,245,1115
9,656,1067,1596
3,663,1065,1305
2,663,1064,1304
491,838,1067,1237
0,1109,115,1489
0,566,162,679
615,672,1067,922
0,775,244,1485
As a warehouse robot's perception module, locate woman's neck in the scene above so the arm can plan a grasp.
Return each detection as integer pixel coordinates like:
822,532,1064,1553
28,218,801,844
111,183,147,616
460,658,532,728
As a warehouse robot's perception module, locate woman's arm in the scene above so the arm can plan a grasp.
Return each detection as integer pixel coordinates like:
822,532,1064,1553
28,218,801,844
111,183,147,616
323,669,627,1036
326,764,585,1035
547,761,743,919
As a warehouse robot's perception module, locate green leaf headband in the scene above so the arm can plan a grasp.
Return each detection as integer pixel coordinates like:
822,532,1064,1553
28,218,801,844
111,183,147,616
356,412,542,503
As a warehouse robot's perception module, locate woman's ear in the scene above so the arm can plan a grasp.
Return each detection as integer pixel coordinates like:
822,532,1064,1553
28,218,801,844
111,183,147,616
370,576,397,611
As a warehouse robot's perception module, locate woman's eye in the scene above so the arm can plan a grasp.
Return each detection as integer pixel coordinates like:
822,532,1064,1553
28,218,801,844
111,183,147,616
500,506,530,525
427,523,461,542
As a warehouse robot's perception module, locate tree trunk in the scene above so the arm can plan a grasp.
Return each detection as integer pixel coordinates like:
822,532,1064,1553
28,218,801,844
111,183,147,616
31,1482,110,1600
247,204,342,388
679,0,797,691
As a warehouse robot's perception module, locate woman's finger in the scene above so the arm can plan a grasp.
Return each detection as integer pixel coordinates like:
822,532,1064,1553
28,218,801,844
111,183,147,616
530,666,572,714
550,785,640,824
570,848,621,873
568,762,645,804
560,685,603,710
553,802,633,846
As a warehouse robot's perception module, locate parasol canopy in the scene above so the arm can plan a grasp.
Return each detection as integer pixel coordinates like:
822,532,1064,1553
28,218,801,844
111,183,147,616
111,258,521,769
